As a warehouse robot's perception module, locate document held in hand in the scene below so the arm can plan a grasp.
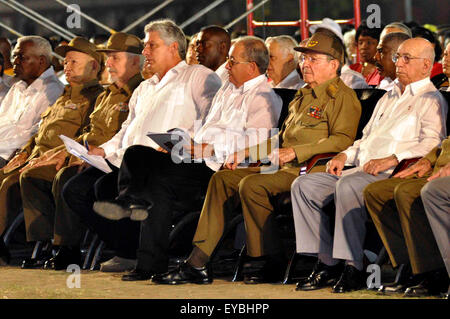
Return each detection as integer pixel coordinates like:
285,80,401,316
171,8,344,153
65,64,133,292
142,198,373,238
58,135,112,173
147,128,193,161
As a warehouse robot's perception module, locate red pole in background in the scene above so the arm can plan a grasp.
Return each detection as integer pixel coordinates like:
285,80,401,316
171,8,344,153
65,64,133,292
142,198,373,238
247,0,254,35
353,0,361,63
353,0,361,29
300,0,308,40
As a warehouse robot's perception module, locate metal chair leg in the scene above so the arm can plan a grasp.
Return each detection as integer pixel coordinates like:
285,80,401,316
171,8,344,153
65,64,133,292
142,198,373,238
3,210,24,245
231,244,246,282
82,234,99,270
30,241,44,259
375,246,388,265
90,240,105,271
283,252,299,284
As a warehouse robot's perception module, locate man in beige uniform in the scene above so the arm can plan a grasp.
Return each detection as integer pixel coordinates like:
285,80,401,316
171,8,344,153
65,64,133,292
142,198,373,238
0,37,103,266
152,32,362,285
17,33,144,270
364,136,450,297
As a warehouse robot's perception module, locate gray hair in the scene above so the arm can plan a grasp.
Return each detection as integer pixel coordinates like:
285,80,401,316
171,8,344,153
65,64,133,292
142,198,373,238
126,52,145,69
16,36,52,64
235,36,269,74
265,35,299,64
144,19,186,60
383,22,412,37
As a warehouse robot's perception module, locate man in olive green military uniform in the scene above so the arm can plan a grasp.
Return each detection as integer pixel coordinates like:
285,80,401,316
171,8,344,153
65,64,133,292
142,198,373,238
0,36,103,266
364,136,450,297
152,32,362,285
17,33,144,270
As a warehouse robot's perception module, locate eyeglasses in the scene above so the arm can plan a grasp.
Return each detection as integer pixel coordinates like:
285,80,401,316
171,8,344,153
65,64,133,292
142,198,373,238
299,55,332,64
392,53,426,64
226,56,253,67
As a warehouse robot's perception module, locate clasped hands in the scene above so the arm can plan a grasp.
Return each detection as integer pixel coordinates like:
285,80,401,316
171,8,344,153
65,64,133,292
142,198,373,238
326,153,399,176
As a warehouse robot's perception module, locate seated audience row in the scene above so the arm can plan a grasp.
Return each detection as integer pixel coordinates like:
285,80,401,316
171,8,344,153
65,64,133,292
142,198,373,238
0,17,448,300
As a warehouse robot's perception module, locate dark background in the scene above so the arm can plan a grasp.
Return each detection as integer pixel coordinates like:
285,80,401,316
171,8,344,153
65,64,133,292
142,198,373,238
0,0,448,41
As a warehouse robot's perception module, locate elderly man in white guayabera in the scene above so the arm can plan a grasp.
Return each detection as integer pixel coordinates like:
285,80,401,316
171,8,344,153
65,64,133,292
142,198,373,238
0,36,64,168
265,35,305,90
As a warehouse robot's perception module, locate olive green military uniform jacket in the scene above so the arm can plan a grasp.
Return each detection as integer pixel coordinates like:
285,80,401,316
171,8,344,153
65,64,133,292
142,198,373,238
423,135,450,173
51,74,143,163
249,76,362,173
20,79,104,160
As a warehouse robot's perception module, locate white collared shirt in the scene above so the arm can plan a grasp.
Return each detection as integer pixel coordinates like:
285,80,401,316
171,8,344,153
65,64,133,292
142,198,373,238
270,69,305,90
340,65,370,89
0,74,17,105
215,62,229,84
0,66,64,160
377,77,395,91
101,61,222,167
343,77,448,172
194,74,282,171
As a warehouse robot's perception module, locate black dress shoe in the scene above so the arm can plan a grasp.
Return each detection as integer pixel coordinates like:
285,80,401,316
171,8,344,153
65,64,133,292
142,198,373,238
295,261,344,291
21,248,54,269
404,268,449,297
243,255,287,284
43,246,81,270
21,257,49,269
152,261,212,285
243,269,284,284
0,238,10,266
122,268,155,281
377,264,416,294
332,265,366,293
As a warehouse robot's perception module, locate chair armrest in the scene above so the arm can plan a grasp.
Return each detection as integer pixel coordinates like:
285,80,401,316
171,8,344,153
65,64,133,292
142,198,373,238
300,153,338,176
389,157,420,178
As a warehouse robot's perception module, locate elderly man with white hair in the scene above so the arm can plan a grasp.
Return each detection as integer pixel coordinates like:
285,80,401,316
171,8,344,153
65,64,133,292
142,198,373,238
265,35,304,90
0,36,64,168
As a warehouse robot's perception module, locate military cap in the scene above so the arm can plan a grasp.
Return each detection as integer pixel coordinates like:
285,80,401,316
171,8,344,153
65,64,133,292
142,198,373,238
96,32,143,54
55,36,102,64
294,32,344,64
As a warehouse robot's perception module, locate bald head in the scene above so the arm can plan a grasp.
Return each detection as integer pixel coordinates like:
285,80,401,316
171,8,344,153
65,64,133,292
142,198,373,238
395,37,435,86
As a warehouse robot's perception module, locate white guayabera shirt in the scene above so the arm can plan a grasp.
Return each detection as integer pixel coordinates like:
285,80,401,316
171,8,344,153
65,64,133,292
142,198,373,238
270,69,305,90
340,65,370,89
101,61,222,168
343,77,448,173
0,66,64,160
194,74,282,171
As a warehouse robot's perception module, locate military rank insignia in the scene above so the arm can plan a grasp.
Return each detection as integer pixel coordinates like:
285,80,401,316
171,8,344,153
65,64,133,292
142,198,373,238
63,101,79,110
307,106,322,119
115,102,129,112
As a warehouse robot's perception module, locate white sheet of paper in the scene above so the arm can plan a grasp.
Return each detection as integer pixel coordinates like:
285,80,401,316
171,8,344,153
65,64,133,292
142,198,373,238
58,135,112,173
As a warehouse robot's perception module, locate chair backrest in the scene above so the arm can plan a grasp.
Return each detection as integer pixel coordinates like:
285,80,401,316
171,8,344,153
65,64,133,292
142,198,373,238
353,88,387,140
273,88,297,130
440,90,450,134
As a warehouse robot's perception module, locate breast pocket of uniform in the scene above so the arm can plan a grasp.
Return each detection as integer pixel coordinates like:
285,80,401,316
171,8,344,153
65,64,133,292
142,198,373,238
62,102,82,122
107,102,129,128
